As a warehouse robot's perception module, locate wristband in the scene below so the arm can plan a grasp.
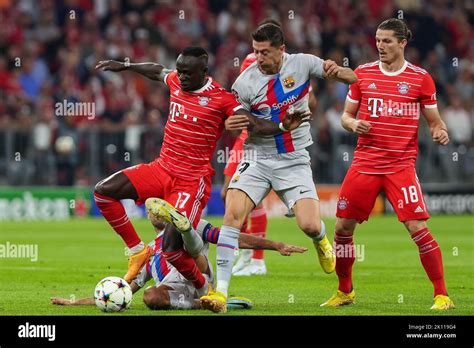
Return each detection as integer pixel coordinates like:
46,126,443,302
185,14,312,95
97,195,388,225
279,122,289,132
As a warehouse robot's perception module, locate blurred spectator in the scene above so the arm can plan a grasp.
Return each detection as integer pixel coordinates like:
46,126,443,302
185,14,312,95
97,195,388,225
0,0,472,186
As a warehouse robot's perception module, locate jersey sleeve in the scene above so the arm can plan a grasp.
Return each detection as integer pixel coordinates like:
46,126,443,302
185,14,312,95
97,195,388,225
132,264,151,288
223,129,247,176
231,78,251,111
419,72,438,109
346,67,362,103
299,53,325,79
163,70,177,87
221,90,245,117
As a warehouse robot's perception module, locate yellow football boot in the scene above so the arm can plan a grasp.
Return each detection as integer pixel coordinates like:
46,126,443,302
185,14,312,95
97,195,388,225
200,290,227,313
320,290,356,307
314,235,335,274
430,295,455,310
145,198,190,232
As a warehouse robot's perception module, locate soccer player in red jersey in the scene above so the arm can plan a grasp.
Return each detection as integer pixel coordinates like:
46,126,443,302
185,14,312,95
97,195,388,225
321,19,454,310
94,47,309,294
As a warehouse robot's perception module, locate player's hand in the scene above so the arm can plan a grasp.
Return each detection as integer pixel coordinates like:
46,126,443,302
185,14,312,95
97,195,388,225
351,119,371,134
432,128,449,145
226,114,250,131
282,109,312,131
50,297,72,305
276,243,308,256
95,60,127,72
323,59,341,78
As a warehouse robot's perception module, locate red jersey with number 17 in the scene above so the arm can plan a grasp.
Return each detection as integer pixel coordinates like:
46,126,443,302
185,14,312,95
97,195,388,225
346,60,437,174
158,71,243,179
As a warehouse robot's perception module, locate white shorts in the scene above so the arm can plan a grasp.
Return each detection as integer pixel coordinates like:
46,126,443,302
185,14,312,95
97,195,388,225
228,149,319,213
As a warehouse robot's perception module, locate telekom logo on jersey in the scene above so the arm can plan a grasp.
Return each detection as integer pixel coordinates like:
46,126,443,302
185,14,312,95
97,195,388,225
169,102,198,123
367,97,420,119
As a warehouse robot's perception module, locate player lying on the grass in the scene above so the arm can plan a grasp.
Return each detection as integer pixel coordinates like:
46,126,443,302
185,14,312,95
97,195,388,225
321,18,454,310
94,46,310,299
51,213,307,310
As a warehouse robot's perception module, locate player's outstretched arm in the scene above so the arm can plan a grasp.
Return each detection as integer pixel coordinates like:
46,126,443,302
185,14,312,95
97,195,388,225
50,281,141,306
422,107,450,145
322,59,358,84
226,109,311,136
95,60,171,82
238,233,308,256
341,99,370,134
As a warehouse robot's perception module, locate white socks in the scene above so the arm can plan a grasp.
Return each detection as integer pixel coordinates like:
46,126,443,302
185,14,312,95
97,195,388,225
215,225,240,297
181,228,204,257
129,241,145,254
311,220,326,243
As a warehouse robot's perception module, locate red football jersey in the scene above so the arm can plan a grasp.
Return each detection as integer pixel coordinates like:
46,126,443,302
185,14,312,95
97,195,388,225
158,71,243,179
347,60,437,174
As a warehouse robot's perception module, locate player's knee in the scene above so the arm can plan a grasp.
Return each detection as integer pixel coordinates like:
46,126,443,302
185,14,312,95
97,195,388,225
298,220,321,238
143,286,170,310
404,220,427,234
162,225,184,252
335,218,356,236
94,180,108,196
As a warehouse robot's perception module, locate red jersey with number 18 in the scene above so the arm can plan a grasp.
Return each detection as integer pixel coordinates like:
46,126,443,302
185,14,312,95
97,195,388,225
158,71,243,179
347,60,437,174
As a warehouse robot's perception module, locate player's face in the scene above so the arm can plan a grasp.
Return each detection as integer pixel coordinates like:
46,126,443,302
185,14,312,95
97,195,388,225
375,29,406,64
252,40,285,74
176,55,208,91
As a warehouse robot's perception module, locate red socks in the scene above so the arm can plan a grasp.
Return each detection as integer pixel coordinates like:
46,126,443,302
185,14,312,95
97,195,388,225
334,232,355,293
94,192,141,248
334,227,447,297
249,207,267,260
411,228,447,296
162,249,205,289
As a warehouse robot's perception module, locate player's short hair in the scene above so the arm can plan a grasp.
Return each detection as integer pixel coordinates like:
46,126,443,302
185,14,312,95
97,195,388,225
181,46,209,61
377,18,412,42
252,22,284,47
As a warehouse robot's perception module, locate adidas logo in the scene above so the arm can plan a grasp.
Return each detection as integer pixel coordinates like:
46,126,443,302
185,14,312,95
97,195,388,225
414,206,424,213
368,83,377,89
174,90,179,96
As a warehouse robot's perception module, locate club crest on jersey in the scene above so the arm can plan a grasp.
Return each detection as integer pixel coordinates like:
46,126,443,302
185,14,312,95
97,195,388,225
283,76,295,89
338,197,349,210
397,82,410,94
198,96,209,106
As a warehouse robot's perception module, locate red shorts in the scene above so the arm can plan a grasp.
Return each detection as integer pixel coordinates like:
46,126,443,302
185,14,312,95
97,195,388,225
123,161,212,229
336,166,430,223
223,130,248,177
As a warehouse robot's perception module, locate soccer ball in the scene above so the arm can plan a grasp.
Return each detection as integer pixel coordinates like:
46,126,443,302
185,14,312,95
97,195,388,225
94,276,133,312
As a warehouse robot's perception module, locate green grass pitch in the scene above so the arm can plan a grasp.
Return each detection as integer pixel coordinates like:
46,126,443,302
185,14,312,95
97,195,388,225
0,215,472,316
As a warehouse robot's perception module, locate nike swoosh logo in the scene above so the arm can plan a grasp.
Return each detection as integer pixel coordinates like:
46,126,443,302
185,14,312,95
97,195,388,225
300,189,311,194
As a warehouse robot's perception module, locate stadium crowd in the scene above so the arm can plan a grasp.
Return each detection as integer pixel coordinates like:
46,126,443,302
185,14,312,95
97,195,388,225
0,0,472,186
